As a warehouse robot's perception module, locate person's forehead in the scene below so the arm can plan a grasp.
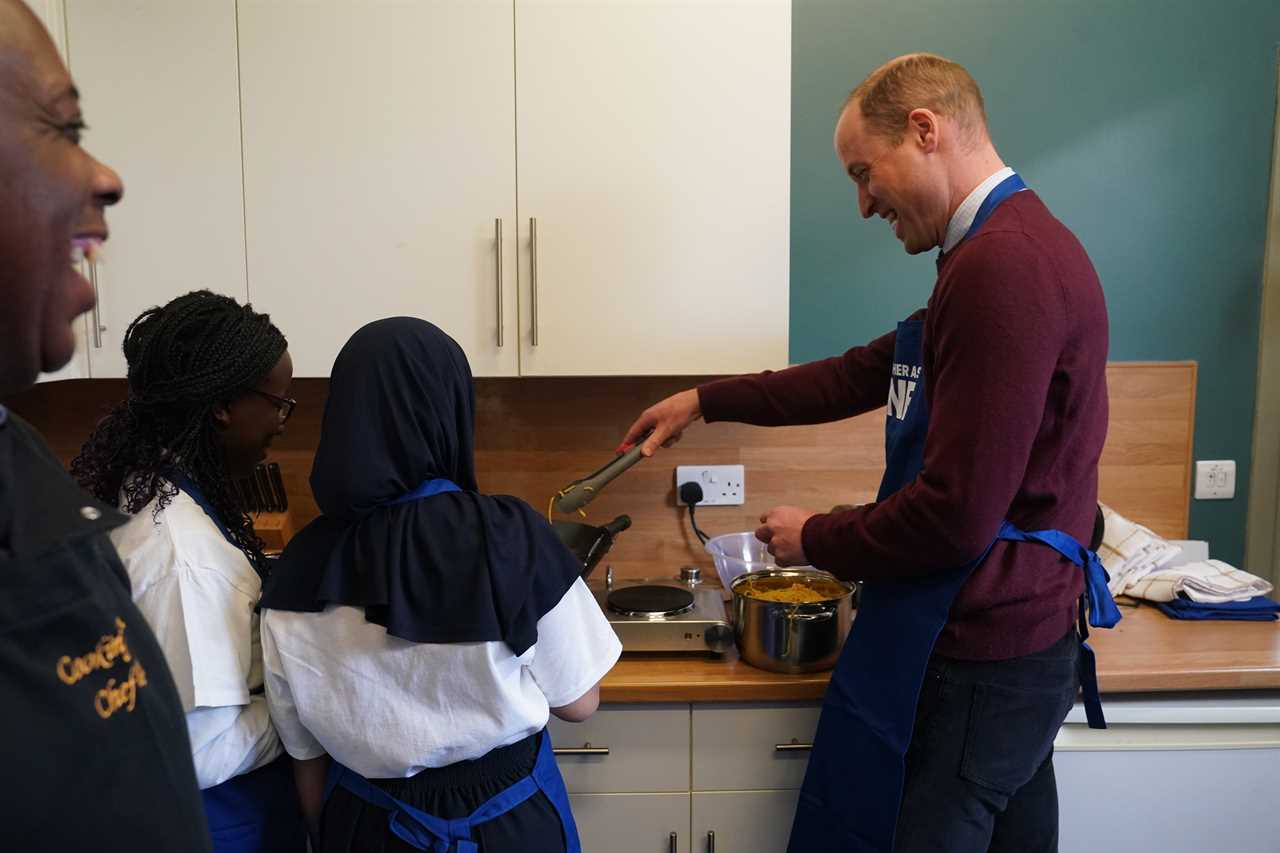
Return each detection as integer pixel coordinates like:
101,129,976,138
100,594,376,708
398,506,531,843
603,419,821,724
833,104,868,160
0,7,75,111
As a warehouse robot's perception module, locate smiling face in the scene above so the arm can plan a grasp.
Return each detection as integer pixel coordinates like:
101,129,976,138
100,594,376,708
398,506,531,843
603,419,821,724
0,0,123,395
833,102,951,256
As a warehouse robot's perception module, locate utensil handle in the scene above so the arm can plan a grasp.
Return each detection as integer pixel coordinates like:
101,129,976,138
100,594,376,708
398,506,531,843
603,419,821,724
774,741,814,751
552,443,646,515
552,744,610,756
88,261,103,348
529,217,538,347
495,218,504,347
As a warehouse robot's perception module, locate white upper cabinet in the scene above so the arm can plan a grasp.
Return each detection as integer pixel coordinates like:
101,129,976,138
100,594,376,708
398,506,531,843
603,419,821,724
237,1,519,377
63,0,248,378
514,0,791,375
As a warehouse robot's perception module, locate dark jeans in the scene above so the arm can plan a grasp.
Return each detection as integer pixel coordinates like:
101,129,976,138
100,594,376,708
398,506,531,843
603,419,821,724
893,629,1079,853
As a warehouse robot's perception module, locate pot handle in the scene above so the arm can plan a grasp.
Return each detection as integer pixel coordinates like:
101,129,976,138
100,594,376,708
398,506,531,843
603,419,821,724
788,610,835,623
780,607,835,658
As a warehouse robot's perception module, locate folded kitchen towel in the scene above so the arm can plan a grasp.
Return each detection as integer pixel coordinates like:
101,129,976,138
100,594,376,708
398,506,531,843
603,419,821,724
1155,595,1280,621
1122,558,1275,604
1097,503,1184,595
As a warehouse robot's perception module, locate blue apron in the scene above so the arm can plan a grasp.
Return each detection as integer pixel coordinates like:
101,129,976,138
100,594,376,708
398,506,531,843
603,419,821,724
322,477,581,852
172,474,306,853
787,174,1121,852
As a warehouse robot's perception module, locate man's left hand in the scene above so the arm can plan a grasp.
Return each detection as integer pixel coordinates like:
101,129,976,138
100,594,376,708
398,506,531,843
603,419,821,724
755,506,817,566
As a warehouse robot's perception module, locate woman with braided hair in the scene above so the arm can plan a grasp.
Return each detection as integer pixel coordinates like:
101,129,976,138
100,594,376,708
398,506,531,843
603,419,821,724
72,289,306,853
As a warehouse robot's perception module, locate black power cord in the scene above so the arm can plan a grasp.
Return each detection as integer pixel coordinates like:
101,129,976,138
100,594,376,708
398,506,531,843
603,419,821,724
679,481,711,545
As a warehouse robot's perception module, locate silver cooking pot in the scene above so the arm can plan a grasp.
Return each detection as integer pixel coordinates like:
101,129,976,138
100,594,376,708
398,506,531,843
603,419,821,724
730,568,856,674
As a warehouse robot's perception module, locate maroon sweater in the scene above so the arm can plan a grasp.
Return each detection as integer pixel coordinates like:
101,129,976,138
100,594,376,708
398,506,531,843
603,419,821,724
699,190,1109,660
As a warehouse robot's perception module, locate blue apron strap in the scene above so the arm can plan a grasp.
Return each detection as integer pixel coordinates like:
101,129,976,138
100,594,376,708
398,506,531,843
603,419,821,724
323,731,579,853
531,730,583,853
326,761,453,851
995,521,1122,628
389,478,462,506
996,521,1116,729
171,472,236,544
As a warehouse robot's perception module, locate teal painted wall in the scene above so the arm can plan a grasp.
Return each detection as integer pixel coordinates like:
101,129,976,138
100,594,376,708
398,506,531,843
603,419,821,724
790,0,1280,566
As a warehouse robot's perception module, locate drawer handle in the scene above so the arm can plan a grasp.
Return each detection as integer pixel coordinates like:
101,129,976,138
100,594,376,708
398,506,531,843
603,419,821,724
669,831,678,852
775,739,813,752
707,830,715,852
552,742,610,756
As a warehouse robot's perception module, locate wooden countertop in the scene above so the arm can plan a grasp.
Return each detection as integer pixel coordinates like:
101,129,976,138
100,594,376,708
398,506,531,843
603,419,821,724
599,605,1280,703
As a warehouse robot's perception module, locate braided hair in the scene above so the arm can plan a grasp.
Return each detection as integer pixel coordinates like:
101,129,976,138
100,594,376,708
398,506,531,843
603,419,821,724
72,290,287,568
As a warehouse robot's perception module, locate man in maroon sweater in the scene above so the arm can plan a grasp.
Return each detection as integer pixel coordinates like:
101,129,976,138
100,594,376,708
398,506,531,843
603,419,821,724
623,54,1109,852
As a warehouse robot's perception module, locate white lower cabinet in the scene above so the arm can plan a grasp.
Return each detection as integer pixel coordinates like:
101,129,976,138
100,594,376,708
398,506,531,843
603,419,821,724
570,793,689,853
692,790,800,853
552,703,817,852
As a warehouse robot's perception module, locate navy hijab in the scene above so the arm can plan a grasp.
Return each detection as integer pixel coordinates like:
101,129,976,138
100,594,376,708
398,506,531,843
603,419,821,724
260,318,582,656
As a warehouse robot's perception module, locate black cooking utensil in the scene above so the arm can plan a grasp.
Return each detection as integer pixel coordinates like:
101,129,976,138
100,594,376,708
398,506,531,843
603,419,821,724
553,514,631,579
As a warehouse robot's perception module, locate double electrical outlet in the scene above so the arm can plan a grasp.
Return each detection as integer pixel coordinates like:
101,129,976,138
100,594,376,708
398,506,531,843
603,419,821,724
675,464,745,506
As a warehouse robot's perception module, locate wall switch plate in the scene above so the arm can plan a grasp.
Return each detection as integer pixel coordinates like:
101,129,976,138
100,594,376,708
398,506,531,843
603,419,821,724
676,465,745,506
1194,459,1236,500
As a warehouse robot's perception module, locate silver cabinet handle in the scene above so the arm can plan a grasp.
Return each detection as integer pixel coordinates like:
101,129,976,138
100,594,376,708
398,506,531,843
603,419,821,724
88,261,104,348
774,740,813,751
707,830,715,852
552,742,610,756
669,831,677,853
529,217,538,347
494,218,504,347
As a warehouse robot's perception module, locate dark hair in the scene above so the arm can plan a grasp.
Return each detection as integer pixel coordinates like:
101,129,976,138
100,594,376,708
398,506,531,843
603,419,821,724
71,290,287,566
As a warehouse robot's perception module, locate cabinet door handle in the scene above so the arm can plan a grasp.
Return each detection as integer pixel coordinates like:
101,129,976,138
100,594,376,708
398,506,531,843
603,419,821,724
529,217,538,347
494,218,504,347
552,743,609,756
669,831,678,852
707,830,716,852
774,740,813,751
88,261,104,348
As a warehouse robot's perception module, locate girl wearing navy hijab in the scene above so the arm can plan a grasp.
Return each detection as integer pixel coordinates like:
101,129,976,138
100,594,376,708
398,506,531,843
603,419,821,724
260,318,621,852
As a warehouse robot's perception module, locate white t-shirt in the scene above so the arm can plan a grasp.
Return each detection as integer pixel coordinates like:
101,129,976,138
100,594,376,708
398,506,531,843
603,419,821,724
110,484,282,789
261,578,622,778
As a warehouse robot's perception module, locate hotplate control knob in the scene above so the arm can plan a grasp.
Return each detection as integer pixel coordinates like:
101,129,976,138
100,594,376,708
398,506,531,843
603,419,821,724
704,623,734,654
680,566,701,584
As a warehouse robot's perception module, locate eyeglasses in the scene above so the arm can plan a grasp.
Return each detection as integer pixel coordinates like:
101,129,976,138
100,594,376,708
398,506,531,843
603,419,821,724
250,389,296,424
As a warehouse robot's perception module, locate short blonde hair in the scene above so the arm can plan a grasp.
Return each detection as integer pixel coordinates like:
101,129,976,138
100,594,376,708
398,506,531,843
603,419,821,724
847,53,988,146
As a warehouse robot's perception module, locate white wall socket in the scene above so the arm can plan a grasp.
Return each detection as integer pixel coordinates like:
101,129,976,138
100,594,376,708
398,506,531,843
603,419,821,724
1194,459,1236,500
676,465,745,506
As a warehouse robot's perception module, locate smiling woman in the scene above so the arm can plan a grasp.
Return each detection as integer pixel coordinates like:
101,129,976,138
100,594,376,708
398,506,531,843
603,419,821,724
69,289,306,852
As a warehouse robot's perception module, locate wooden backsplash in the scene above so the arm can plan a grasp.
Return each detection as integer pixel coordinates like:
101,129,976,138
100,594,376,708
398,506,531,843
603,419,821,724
6,362,1194,582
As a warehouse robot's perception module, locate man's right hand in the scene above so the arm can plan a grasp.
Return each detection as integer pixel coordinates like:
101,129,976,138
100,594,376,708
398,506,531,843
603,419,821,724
618,389,702,457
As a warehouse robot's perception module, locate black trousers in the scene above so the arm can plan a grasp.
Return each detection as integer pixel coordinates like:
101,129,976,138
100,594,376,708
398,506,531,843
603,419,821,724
320,732,567,853
893,629,1079,853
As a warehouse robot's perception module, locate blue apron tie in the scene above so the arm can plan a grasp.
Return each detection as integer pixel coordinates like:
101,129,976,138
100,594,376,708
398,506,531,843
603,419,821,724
788,172,1119,852
325,730,580,853
389,478,463,505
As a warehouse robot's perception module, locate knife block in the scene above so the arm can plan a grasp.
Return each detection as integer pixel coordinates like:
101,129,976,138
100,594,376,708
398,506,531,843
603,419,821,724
253,511,295,554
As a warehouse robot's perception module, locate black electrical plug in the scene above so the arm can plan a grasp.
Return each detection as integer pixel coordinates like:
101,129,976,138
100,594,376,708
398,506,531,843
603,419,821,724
679,481,704,506
679,481,710,544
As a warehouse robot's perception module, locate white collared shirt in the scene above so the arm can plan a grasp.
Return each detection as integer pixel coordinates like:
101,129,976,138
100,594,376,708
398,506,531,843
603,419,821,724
941,166,1017,254
110,484,282,789
261,578,622,778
